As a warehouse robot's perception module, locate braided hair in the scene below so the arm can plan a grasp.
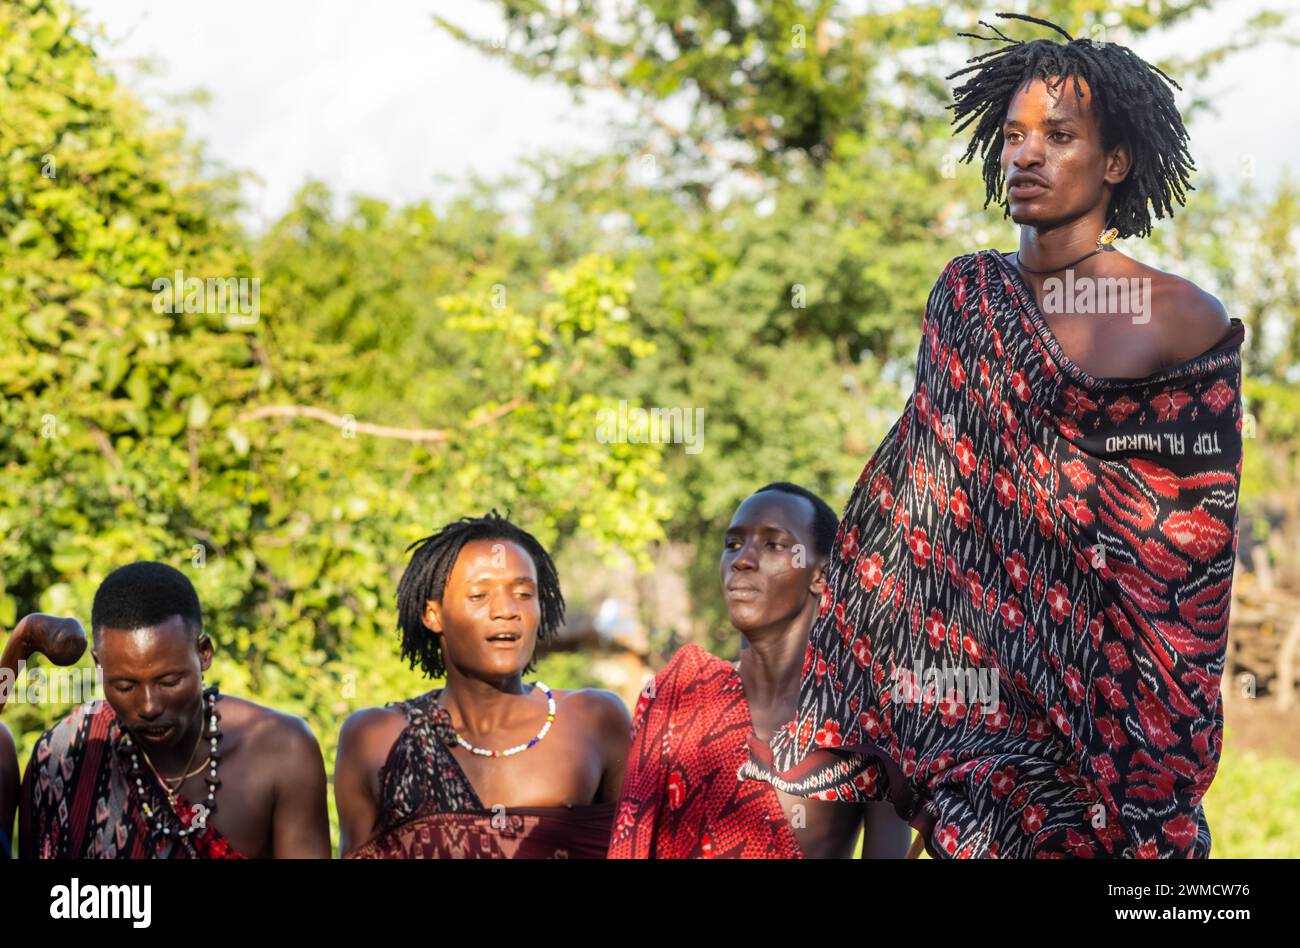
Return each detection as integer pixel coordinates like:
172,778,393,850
947,12,1194,239
395,510,565,679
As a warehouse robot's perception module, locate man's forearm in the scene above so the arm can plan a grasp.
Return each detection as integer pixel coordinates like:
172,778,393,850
1,614,88,717
0,625,34,717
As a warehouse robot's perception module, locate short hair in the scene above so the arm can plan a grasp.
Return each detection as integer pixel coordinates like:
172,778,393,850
947,12,1194,239
91,562,202,637
395,510,565,679
752,482,840,561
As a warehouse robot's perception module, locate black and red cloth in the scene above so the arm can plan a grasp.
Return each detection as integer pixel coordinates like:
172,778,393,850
21,700,243,859
348,689,614,859
610,644,802,858
742,249,1246,858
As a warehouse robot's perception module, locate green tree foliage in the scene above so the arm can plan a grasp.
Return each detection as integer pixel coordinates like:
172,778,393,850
0,0,269,741
0,0,672,844
436,1,1286,179
2,0,1297,856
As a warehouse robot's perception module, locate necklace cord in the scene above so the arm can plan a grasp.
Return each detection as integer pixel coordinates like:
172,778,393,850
1013,228,1119,275
125,684,222,844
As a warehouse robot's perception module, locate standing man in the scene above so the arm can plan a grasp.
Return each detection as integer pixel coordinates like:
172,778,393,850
745,14,1246,858
21,562,332,858
611,483,912,858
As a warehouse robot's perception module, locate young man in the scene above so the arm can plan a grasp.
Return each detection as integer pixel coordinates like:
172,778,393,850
21,562,331,858
335,511,630,858
744,15,1246,858
610,483,912,858
1,612,89,859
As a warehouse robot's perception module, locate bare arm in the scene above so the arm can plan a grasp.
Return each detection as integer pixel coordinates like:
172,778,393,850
860,801,913,859
1,614,86,716
591,691,632,804
334,708,404,857
269,716,332,858
0,722,16,856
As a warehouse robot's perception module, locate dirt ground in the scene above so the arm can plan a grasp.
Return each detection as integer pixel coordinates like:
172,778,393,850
1222,696,1300,763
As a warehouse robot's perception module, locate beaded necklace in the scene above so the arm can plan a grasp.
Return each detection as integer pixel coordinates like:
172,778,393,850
450,682,556,758
123,684,222,841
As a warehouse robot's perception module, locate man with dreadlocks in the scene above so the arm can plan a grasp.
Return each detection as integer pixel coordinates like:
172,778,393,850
335,511,630,858
742,13,1246,858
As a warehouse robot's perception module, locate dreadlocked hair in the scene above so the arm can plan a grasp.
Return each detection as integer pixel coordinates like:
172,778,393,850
946,12,1194,239
395,509,565,679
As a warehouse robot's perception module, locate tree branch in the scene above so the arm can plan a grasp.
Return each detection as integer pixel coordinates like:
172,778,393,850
235,397,526,442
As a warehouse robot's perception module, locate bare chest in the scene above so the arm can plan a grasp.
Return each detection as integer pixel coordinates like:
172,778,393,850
453,732,604,809
1043,311,1164,378
167,737,274,859
773,785,863,859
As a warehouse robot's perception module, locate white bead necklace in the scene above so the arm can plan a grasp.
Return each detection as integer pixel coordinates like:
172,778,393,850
451,682,556,758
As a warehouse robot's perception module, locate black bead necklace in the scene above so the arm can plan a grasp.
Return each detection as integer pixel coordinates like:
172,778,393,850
123,684,222,840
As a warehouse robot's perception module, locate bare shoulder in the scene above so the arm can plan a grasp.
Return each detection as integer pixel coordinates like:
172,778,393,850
1144,266,1232,363
555,687,632,734
337,705,408,767
1151,269,1229,326
219,694,322,758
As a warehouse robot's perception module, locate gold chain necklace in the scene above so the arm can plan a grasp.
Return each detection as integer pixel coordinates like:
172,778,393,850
137,705,204,803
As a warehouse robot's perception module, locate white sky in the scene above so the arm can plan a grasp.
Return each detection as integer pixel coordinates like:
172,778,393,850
80,0,1299,231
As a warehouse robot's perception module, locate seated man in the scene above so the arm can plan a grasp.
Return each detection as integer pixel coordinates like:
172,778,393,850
20,562,331,858
335,511,631,858
609,482,913,858
1,611,88,859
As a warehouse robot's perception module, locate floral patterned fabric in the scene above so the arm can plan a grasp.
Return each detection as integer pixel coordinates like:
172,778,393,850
742,249,1246,858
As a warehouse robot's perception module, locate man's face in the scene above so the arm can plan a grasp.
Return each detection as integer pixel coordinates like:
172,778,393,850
93,614,211,748
1000,76,1129,230
424,538,542,680
721,492,826,634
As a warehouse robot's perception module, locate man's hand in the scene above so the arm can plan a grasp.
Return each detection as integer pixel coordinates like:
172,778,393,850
9,613,88,666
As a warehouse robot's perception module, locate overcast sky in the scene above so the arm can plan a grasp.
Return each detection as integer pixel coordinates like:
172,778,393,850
82,0,1299,231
